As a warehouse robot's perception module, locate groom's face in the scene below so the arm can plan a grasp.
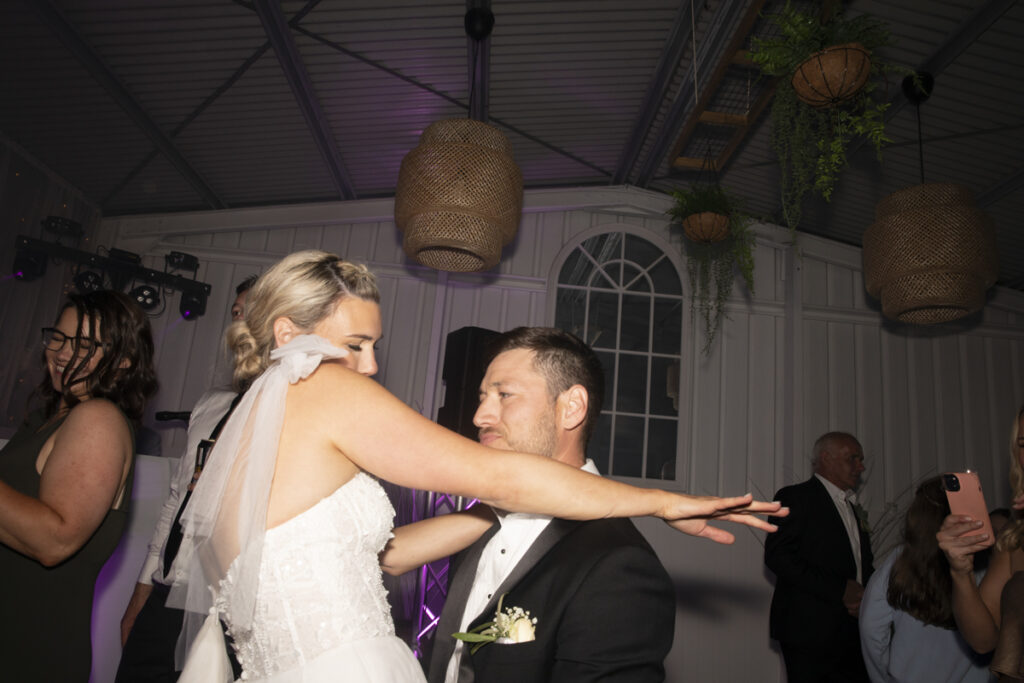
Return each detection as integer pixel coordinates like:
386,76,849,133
474,348,558,458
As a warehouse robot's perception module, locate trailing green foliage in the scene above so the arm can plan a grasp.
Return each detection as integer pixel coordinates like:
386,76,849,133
750,2,901,232
750,2,892,78
668,185,756,355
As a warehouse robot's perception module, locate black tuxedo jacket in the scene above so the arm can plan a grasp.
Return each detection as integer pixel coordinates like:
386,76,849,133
427,516,675,683
764,476,874,646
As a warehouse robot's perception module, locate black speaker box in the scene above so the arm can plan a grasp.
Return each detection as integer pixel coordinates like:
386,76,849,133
436,326,500,439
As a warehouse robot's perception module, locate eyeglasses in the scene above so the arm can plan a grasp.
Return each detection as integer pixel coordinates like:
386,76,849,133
41,327,106,353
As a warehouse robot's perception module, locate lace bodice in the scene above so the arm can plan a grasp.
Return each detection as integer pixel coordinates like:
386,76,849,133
217,473,397,679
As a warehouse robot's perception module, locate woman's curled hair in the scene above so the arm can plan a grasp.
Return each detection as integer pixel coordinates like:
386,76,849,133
38,290,158,421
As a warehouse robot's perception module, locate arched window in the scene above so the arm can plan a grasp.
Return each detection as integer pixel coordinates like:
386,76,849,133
553,230,684,480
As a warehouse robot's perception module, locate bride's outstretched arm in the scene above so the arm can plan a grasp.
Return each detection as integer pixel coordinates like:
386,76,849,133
380,505,496,576
308,365,786,541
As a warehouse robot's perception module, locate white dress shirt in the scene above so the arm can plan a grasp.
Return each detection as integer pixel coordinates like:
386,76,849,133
136,389,237,586
443,459,601,683
816,473,863,583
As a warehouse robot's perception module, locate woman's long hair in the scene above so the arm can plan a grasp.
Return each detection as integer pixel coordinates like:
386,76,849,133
37,290,158,421
226,250,380,391
997,405,1024,552
887,476,956,628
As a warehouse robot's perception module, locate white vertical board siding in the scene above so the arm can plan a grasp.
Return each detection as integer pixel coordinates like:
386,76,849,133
100,187,1024,683
796,233,1024,558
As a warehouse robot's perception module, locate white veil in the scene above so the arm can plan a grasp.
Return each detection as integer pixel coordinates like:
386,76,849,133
166,335,350,674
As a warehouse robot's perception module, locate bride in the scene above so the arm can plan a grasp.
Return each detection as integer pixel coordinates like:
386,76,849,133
169,250,785,682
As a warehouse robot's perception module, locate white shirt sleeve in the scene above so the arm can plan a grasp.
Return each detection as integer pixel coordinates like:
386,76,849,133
859,550,897,683
136,389,237,584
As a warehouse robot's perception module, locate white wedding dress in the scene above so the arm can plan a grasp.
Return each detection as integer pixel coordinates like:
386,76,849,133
218,473,426,681
172,336,426,682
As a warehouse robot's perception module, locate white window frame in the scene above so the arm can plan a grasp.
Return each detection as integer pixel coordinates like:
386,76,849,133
546,223,692,486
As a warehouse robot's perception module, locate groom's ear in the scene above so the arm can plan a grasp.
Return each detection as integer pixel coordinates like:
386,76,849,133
557,385,589,433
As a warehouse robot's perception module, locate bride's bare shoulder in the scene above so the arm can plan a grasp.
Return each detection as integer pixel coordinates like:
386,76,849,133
291,359,382,401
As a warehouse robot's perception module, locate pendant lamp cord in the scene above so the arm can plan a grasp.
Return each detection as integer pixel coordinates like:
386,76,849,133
468,40,478,119
915,101,925,184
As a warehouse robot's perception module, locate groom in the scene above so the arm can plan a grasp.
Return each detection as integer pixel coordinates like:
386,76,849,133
427,327,675,683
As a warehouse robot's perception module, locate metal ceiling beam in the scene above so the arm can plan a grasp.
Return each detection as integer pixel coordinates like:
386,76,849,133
106,1,323,208
28,0,226,210
104,43,272,208
611,0,695,184
253,0,356,200
977,164,1024,208
850,0,1018,159
295,12,608,176
634,0,750,187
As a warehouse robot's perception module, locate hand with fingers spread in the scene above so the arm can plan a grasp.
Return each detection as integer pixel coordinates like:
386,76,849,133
664,493,787,544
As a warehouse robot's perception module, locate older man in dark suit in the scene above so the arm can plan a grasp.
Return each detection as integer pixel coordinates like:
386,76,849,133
427,327,675,683
765,431,874,683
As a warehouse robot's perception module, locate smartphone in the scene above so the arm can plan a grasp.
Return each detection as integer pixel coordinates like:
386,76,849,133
942,471,995,542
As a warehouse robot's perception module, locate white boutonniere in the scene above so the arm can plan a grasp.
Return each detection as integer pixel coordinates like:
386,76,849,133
452,594,537,654
852,502,871,534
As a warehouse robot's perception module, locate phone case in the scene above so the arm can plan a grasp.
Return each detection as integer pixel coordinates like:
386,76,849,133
943,471,995,541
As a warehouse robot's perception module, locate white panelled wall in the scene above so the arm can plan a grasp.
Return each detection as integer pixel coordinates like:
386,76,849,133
83,186,1024,682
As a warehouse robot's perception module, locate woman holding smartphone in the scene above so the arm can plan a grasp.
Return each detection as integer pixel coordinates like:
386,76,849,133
938,405,1024,682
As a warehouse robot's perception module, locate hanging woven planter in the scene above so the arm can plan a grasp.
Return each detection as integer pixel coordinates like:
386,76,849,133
681,212,730,243
791,42,872,108
863,183,998,324
394,119,523,272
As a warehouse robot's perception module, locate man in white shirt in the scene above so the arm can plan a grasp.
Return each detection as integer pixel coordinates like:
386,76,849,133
116,275,257,682
427,326,675,683
764,431,874,683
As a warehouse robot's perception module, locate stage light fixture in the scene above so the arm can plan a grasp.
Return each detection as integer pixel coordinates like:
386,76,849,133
129,284,160,311
13,248,47,281
165,251,199,272
73,269,104,293
179,288,207,321
42,216,84,239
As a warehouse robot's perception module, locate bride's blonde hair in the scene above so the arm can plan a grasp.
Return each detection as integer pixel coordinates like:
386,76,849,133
227,250,380,390
997,404,1024,552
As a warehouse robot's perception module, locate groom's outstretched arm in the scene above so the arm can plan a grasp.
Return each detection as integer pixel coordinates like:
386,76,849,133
550,541,675,682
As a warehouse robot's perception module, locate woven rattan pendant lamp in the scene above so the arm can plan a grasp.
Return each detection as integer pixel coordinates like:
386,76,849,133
863,73,997,324
394,8,523,273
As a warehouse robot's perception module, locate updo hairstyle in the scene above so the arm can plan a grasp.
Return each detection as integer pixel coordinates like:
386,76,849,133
226,250,380,391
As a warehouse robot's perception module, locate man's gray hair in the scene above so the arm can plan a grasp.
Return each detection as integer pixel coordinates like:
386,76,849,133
811,431,860,468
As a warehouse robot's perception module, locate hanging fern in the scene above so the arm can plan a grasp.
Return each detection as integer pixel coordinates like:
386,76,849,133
751,1,902,233
668,185,756,355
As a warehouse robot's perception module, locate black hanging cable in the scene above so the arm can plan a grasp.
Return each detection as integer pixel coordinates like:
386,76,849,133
902,72,935,185
468,39,478,118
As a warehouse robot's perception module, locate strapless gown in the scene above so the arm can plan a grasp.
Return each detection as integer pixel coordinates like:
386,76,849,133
216,473,425,682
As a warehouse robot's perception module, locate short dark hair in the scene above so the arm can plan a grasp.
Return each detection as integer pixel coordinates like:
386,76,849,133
486,327,604,447
236,274,259,295
38,290,158,421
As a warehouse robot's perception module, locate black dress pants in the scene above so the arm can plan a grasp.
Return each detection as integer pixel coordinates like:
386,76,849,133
116,583,242,682
780,620,869,683
115,583,184,683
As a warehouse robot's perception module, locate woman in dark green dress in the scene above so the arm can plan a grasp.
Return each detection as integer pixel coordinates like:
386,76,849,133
0,290,158,682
